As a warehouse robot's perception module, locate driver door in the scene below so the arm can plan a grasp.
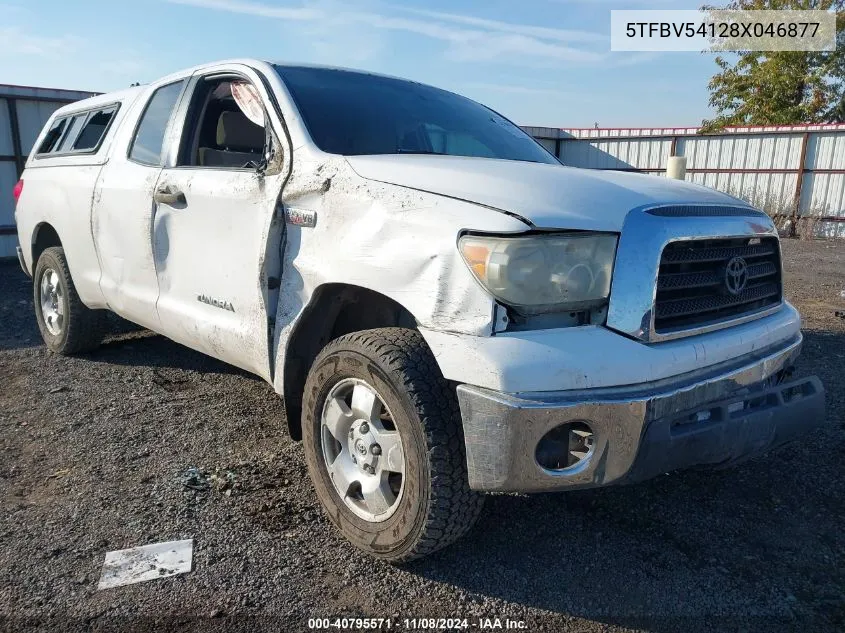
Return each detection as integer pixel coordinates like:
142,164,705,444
151,65,288,381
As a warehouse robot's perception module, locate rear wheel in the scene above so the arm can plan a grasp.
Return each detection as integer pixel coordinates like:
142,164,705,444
302,328,484,562
33,247,105,354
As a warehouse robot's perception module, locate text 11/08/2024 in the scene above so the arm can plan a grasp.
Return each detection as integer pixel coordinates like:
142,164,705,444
307,617,528,630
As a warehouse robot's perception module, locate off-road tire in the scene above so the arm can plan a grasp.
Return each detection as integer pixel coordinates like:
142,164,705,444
302,327,484,562
33,247,105,355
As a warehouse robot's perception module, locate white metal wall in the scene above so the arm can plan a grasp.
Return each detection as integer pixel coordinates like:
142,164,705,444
525,124,845,238
0,85,98,258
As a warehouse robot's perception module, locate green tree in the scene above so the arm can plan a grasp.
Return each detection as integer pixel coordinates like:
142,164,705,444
700,0,845,132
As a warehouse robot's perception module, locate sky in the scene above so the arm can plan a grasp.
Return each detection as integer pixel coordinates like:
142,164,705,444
0,0,719,128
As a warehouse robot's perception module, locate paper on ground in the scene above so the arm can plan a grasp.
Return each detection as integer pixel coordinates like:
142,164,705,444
97,539,193,590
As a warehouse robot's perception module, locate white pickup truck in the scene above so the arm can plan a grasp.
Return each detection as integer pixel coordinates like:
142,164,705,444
13,59,825,562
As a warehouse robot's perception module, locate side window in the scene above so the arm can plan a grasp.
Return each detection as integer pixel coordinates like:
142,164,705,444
129,81,185,166
55,114,86,153
73,106,118,151
179,77,267,169
37,118,68,154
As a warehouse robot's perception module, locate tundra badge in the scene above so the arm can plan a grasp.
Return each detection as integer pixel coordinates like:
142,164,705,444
197,294,235,312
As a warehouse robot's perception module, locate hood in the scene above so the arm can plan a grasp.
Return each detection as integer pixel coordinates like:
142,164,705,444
345,155,748,232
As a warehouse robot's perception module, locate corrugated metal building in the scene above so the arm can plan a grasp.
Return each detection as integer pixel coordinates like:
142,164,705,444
524,124,845,238
1,84,98,258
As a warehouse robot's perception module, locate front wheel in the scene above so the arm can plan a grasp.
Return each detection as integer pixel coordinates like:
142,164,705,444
302,328,484,563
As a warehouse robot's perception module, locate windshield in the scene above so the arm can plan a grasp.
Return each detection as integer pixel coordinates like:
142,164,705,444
274,65,558,165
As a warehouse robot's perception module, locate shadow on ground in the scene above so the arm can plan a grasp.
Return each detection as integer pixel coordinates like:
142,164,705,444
0,262,39,351
0,262,251,377
94,330,250,377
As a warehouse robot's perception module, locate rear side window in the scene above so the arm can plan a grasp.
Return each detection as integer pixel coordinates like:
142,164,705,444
73,106,118,151
35,103,120,156
129,81,185,166
55,114,86,153
37,118,68,154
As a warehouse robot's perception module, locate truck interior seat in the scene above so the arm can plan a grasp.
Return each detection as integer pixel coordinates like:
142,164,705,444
198,110,264,168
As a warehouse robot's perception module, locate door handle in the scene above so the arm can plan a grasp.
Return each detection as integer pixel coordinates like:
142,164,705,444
154,187,186,206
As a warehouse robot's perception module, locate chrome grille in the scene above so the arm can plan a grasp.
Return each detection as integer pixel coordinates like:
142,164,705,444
654,237,782,332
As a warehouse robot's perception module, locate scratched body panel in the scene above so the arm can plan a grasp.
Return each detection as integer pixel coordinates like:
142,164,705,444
270,151,526,396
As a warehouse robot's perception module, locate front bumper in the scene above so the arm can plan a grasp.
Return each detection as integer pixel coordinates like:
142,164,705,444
456,334,825,492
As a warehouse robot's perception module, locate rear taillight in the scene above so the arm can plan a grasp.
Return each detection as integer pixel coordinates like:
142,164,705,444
13,179,23,203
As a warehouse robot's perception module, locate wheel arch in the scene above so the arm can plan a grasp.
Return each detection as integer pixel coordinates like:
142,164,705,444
30,222,63,269
281,283,418,440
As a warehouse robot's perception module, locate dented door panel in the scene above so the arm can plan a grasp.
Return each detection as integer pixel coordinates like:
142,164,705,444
151,63,292,382
91,82,178,331
93,160,165,330
151,168,285,380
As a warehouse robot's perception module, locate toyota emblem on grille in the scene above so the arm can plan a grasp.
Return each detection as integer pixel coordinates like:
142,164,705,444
725,256,749,295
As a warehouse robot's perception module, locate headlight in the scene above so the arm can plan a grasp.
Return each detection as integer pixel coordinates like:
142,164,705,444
459,233,618,313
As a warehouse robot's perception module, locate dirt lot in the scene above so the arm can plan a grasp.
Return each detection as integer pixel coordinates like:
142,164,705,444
1,239,843,633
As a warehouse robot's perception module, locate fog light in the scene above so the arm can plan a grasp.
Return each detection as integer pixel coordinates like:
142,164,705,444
535,421,595,471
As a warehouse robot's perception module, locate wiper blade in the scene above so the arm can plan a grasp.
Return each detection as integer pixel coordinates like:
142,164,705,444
396,149,447,155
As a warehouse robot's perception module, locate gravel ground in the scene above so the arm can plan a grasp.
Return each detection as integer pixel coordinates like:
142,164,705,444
1,239,844,633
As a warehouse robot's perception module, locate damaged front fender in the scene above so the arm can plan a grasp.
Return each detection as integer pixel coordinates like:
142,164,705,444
271,149,528,397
